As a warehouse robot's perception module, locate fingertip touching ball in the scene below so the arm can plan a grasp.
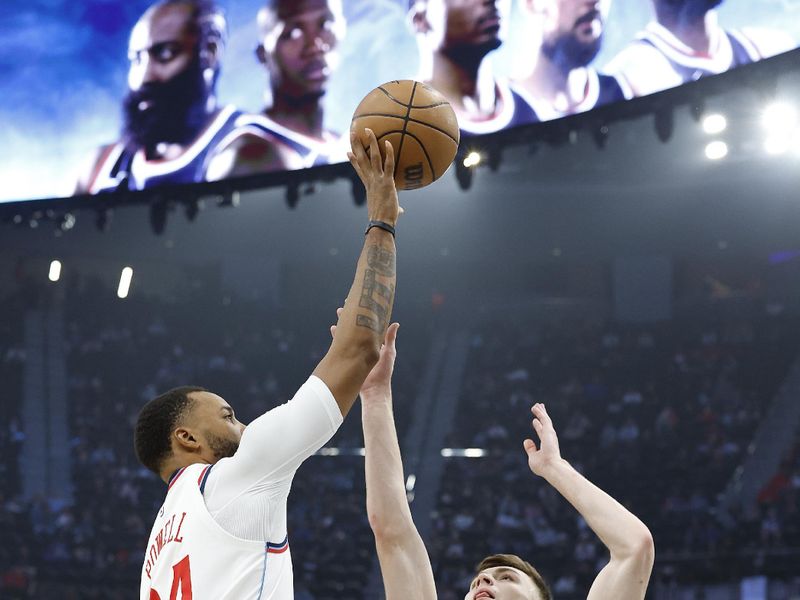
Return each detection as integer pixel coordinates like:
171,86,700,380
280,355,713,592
350,80,460,191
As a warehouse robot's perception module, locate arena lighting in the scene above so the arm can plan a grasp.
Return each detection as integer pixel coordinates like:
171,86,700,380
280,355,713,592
654,106,674,143
454,158,474,191
57,212,76,232
764,133,791,155
591,123,610,149
149,200,168,235
405,474,416,491
705,140,728,160
48,260,61,282
117,267,133,299
95,207,112,232
702,114,727,135
440,448,487,458
315,447,365,456
462,151,481,168
762,102,797,132
285,182,300,209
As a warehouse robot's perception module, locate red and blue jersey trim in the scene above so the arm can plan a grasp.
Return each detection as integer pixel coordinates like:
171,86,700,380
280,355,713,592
167,467,188,492
266,535,289,555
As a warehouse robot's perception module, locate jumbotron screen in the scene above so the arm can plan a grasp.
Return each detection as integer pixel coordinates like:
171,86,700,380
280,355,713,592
1,0,798,203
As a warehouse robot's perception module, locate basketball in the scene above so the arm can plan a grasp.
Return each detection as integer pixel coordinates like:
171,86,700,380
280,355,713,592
350,80,460,191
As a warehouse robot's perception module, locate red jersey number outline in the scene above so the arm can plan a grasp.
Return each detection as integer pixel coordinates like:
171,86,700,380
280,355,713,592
149,555,193,600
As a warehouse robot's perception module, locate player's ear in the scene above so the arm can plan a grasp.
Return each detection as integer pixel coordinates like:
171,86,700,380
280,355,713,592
200,40,220,70
174,427,200,451
408,1,432,35
255,43,268,65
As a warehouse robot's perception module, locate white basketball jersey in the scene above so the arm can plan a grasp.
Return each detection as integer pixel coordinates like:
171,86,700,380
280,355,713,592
140,463,291,600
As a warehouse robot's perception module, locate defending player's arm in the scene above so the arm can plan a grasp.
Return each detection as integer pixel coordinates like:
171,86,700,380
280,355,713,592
357,323,437,600
313,128,400,417
524,404,655,600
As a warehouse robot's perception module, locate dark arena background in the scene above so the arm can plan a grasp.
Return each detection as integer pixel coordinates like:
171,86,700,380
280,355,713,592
2,1,800,599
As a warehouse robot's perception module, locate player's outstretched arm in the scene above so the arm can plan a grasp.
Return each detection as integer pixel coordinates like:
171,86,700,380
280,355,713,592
524,404,655,600
356,321,437,600
314,128,400,417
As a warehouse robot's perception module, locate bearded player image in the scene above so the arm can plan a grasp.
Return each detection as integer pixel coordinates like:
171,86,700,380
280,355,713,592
513,0,631,121
606,0,796,98
410,0,539,137
76,0,261,194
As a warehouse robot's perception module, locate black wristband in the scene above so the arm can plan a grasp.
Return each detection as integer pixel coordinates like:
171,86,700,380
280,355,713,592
365,220,396,238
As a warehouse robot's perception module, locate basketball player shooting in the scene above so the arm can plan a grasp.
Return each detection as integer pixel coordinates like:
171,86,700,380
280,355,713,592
133,128,399,600
356,327,655,599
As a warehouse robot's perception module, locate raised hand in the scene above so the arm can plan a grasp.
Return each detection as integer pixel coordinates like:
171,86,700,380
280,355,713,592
348,128,400,226
523,403,563,477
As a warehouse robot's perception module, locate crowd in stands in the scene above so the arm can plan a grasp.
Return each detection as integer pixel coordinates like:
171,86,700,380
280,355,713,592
0,291,27,595
431,314,800,598
1,273,799,599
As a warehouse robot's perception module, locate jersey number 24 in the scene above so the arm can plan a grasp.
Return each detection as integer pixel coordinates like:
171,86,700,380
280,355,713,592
150,555,192,600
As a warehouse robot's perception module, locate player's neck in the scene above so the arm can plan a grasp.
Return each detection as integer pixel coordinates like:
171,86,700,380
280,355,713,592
656,9,719,54
430,50,497,117
267,94,325,140
522,54,587,109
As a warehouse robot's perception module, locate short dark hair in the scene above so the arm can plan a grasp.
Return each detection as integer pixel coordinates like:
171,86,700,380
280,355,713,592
134,386,206,475
475,554,552,600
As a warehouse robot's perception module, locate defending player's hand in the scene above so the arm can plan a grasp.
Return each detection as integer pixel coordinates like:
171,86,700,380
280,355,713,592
523,403,563,477
348,128,401,226
330,307,398,398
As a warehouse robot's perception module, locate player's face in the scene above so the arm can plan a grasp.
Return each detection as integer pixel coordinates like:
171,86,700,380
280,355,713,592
124,3,210,149
187,392,246,463
424,0,511,54
465,567,541,600
260,0,345,101
128,3,199,92
539,0,610,69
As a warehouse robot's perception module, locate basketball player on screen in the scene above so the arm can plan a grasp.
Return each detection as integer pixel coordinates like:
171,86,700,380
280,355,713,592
134,128,399,600
606,0,796,97
513,0,631,121
409,0,539,136
348,321,654,599
213,0,348,176
76,0,265,193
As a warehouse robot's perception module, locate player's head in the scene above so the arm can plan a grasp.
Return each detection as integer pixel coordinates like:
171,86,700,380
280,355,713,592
465,554,552,600
134,386,245,478
410,0,511,61
123,0,227,150
524,0,611,72
256,0,346,103
653,0,723,22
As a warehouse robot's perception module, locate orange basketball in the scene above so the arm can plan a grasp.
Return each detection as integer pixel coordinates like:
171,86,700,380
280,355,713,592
350,80,460,191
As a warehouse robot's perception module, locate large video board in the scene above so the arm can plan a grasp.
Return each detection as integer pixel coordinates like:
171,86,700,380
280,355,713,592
1,0,797,203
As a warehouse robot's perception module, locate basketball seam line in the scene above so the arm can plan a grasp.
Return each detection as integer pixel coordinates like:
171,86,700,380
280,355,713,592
377,86,448,109
393,81,416,181
352,113,460,145
372,129,437,177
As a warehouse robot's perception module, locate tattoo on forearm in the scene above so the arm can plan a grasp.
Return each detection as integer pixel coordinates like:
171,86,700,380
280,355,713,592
357,244,396,332
367,245,396,277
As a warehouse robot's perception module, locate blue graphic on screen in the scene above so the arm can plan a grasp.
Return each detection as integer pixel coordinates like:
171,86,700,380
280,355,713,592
1,0,798,203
